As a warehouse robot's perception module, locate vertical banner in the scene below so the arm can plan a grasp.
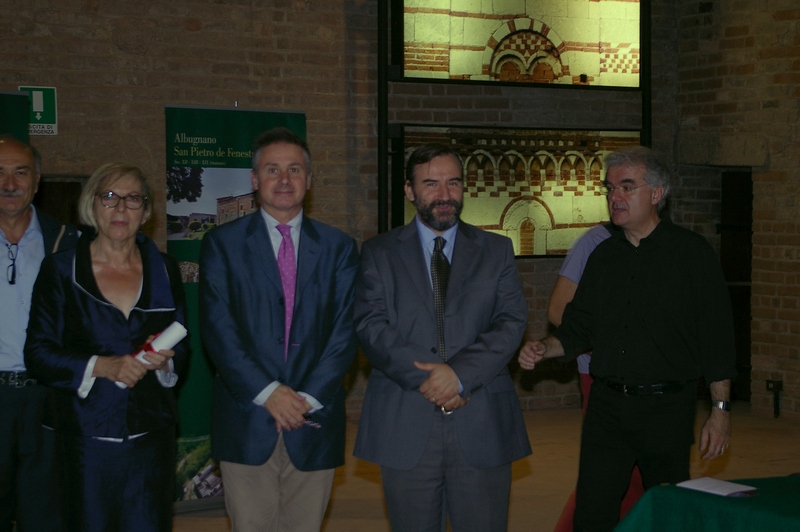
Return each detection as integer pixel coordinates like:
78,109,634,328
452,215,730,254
165,105,306,503
0,90,30,142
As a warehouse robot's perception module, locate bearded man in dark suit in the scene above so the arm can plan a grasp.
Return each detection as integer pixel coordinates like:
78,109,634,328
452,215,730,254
354,143,531,531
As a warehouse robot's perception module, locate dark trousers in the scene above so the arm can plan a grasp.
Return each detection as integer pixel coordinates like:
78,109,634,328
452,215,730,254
574,380,697,532
59,426,176,532
381,410,512,532
0,385,61,532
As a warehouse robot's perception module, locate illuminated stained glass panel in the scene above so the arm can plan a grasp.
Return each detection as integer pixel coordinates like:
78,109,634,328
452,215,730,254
401,125,641,256
402,1,641,88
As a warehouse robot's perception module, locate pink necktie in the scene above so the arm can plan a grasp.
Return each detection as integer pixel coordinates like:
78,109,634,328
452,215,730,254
276,224,296,361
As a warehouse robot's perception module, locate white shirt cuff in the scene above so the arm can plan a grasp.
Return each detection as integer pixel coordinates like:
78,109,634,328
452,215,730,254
297,392,323,414
252,381,323,413
254,381,281,406
156,359,178,388
78,356,98,399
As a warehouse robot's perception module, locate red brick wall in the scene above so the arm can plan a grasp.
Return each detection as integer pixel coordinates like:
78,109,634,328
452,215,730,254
675,1,800,418
7,0,778,415
0,0,378,246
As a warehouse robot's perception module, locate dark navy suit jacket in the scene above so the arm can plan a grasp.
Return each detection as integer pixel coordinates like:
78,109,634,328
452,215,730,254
24,233,189,438
199,212,358,471
37,210,79,256
354,221,532,470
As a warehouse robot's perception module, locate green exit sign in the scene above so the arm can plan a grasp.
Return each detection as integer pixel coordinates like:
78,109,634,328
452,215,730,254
18,86,58,136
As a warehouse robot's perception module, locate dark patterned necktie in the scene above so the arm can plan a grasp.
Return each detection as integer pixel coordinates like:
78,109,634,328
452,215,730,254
431,236,450,361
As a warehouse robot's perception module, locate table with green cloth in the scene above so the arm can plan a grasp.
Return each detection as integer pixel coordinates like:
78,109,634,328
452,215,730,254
614,475,800,531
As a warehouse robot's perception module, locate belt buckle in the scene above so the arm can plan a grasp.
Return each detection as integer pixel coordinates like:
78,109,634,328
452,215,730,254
440,405,454,416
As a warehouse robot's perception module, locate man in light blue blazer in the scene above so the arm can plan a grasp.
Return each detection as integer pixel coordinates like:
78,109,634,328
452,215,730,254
354,144,531,531
200,128,358,531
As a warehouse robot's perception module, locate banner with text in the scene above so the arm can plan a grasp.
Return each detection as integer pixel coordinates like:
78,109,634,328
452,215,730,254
165,105,306,503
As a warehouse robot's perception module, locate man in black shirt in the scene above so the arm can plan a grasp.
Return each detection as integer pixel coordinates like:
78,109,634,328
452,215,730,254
520,146,736,532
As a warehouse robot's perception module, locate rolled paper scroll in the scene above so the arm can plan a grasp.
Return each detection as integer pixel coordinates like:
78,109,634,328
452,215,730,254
115,322,187,389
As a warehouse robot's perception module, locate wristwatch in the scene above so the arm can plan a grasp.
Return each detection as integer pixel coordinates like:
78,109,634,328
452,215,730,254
712,400,731,412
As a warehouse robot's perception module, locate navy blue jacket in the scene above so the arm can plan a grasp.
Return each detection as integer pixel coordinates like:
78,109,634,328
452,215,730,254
200,212,358,471
24,232,189,438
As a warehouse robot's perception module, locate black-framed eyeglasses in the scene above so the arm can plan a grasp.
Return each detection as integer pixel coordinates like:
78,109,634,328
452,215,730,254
599,182,649,196
6,243,18,285
97,191,147,210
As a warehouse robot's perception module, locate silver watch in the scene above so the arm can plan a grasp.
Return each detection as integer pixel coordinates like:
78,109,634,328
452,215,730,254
712,400,731,412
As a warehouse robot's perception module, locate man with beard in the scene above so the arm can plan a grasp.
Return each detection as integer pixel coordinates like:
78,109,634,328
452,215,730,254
354,143,531,531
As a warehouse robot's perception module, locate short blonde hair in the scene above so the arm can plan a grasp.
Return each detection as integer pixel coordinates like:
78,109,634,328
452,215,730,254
79,163,152,231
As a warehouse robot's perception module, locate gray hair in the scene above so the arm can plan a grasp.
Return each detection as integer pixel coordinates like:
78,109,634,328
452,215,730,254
605,146,671,211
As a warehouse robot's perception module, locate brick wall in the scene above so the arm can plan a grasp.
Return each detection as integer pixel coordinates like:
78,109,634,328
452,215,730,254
675,1,800,418
671,164,722,253
0,0,378,246
6,0,773,415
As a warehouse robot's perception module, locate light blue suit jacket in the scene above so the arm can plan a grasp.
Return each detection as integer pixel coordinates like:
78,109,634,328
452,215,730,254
354,221,531,470
200,212,358,470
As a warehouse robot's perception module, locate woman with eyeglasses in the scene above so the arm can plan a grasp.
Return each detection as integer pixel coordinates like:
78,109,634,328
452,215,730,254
24,163,189,531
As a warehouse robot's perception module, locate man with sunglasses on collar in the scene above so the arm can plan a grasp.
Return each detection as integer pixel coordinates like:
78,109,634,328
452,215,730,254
0,135,78,531
520,146,736,532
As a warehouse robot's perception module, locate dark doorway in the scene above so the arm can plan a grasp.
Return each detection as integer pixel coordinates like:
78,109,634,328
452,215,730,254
718,170,752,401
33,176,84,228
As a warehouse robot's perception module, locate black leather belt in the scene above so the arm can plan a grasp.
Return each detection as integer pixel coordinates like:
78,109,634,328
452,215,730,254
600,378,688,397
0,371,37,388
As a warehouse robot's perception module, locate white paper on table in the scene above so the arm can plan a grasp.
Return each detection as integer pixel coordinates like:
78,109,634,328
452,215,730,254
676,477,757,497
115,322,187,389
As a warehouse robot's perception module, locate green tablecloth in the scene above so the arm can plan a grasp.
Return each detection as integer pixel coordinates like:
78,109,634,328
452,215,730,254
614,476,800,531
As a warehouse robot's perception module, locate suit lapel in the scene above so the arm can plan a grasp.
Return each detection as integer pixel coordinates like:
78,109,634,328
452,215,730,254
296,217,321,305
397,222,437,322
448,223,480,308
244,213,283,294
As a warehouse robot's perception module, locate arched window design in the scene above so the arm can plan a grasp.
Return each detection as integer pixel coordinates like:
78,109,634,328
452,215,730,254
481,156,495,184
590,158,604,184
531,61,555,83
491,31,563,83
559,157,573,183
466,158,480,187
513,156,527,182
530,157,543,185
519,219,534,255
498,156,512,181
561,153,589,183
573,158,587,183
544,159,557,182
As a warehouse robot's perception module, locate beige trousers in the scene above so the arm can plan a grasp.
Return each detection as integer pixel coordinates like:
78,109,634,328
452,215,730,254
220,434,335,532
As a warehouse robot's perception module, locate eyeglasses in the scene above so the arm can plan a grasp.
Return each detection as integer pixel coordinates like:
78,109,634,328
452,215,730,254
97,191,147,210
6,243,17,285
600,183,649,196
